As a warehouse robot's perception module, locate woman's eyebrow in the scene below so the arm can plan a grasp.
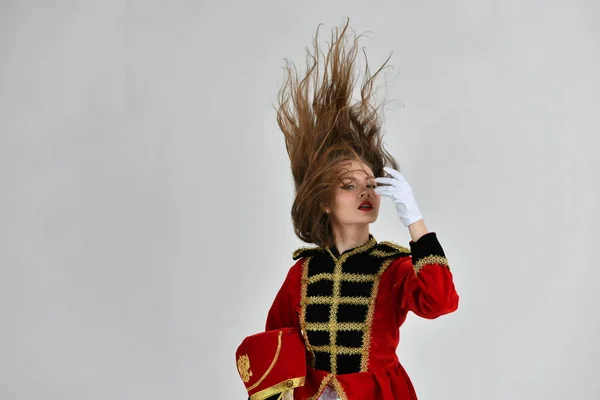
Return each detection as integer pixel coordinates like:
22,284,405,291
343,174,376,181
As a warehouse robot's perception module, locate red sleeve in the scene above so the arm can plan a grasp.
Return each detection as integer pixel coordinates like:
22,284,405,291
265,259,303,331
395,232,459,319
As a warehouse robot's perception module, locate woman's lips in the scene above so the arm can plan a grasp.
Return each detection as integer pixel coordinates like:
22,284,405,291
358,201,373,211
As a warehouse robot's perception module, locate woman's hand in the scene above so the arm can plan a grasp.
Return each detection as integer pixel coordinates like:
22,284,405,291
374,167,423,227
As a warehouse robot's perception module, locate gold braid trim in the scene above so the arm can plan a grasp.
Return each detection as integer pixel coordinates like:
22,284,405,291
306,273,333,283
305,374,333,400
360,258,393,371
305,322,366,331
330,377,349,400
329,253,343,374
303,296,370,306
311,345,363,355
376,241,411,254
247,331,283,391
414,255,450,274
307,273,377,284
299,257,315,368
300,234,383,392
249,377,305,400
301,375,348,400
327,234,378,373
369,249,400,258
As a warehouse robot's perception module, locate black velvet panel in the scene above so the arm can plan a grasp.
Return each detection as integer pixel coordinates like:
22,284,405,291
340,281,373,297
336,330,364,348
409,232,445,262
340,253,379,275
336,354,362,374
307,280,334,297
306,330,330,347
337,304,368,323
329,246,341,258
306,254,335,277
305,304,331,323
313,351,331,372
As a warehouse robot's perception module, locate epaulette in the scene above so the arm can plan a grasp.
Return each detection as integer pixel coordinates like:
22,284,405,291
369,241,411,259
292,245,326,261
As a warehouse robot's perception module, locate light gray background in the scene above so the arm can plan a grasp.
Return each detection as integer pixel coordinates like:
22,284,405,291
1,1,598,399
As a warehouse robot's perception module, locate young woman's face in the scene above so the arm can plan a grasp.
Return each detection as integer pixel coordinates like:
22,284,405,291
326,159,381,226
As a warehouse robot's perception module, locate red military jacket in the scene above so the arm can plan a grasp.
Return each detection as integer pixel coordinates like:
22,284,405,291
265,232,459,400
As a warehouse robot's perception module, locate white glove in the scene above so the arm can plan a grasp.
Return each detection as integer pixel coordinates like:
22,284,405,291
374,167,423,227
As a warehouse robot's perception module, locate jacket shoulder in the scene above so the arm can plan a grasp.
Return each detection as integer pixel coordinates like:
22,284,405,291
369,241,411,259
292,245,326,261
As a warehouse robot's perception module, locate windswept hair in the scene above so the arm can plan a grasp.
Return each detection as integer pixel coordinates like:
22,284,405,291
276,18,399,247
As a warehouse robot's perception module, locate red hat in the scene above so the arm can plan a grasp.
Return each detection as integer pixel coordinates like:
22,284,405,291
235,328,306,400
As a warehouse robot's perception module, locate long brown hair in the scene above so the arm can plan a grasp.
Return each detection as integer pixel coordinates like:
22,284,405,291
276,18,399,247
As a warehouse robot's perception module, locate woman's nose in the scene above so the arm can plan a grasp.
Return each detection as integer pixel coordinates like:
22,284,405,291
362,186,378,198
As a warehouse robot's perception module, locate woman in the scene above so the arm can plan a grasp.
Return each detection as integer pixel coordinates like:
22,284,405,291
265,19,459,400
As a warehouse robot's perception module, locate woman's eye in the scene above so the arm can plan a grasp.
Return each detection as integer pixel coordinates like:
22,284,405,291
341,184,377,190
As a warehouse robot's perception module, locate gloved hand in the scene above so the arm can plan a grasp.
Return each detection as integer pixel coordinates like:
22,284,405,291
374,167,423,227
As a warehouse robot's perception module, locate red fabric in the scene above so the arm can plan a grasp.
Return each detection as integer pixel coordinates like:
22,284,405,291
236,328,307,397
265,255,459,400
265,260,303,332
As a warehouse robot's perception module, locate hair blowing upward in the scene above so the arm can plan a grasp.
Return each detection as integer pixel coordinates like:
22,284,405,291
276,19,399,247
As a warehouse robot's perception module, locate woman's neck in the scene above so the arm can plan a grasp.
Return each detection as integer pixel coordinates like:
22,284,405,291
330,224,371,254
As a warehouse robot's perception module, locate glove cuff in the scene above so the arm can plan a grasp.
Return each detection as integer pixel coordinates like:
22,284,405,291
394,197,423,227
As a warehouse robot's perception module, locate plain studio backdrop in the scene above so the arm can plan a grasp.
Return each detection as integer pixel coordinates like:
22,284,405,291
1,1,599,399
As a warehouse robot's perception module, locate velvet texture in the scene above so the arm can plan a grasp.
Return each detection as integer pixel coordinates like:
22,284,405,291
265,233,458,400
236,328,306,400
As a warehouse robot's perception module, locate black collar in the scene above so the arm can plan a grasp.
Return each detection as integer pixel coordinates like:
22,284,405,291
327,234,377,259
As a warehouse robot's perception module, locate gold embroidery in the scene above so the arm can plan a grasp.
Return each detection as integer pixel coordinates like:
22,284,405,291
299,257,315,368
377,240,411,254
307,273,377,284
360,258,393,371
306,273,332,283
237,354,252,383
369,249,399,257
414,255,450,274
330,376,349,400
307,374,334,400
247,331,283,391
301,234,409,396
311,345,363,355
301,234,396,377
324,235,378,373
304,296,370,306
305,322,365,331
329,253,343,374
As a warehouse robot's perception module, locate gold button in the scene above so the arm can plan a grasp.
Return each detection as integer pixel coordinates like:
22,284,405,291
286,379,294,387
